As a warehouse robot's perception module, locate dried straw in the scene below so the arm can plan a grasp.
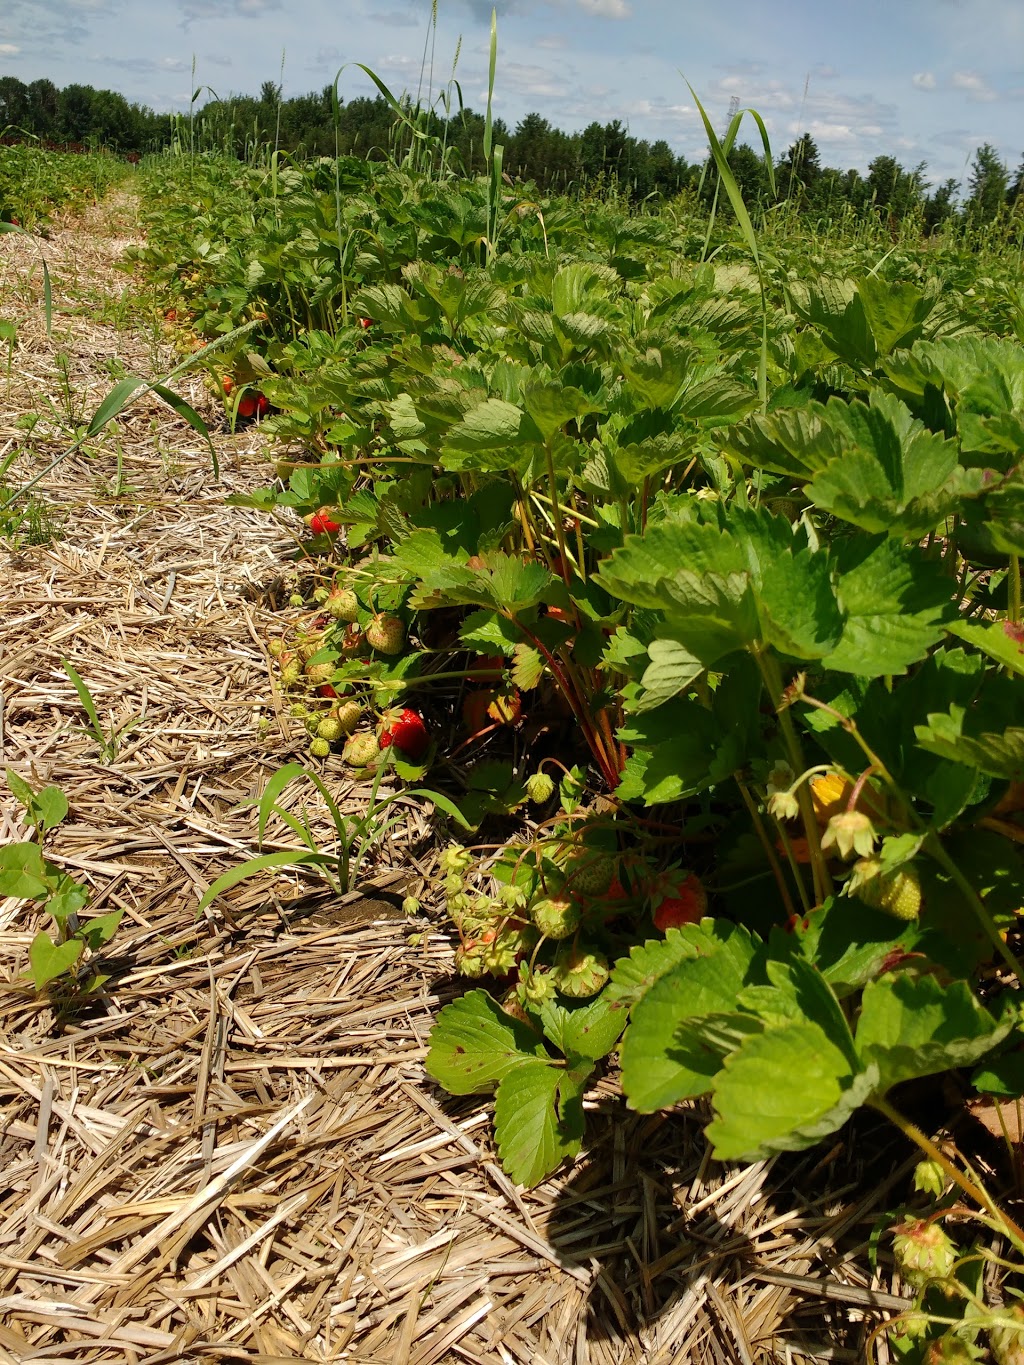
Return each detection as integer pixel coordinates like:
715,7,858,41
0,191,920,1364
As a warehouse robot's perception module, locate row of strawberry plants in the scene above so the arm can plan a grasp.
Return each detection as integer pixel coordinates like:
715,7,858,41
136,149,1024,1335
0,143,128,232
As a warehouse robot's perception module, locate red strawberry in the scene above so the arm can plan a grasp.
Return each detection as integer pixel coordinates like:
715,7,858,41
358,316,373,329
164,307,177,322
318,683,338,699
379,707,430,761
236,394,257,418
309,511,342,534
222,375,234,394
649,871,707,933
255,394,269,416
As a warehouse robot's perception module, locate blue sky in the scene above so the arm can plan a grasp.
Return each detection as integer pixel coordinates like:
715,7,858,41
2,0,1022,185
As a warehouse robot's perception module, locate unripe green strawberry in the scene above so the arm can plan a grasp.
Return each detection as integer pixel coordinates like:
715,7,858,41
563,850,616,896
530,894,581,940
267,637,287,659
305,661,335,686
333,700,362,735
365,613,405,655
288,702,309,719
925,1335,977,1364
326,587,359,621
525,771,555,804
317,715,346,742
989,1304,1024,1365
853,860,923,921
343,732,380,768
767,495,803,521
288,593,305,608
280,656,303,687
552,946,609,998
309,737,331,758
501,990,532,1025
892,1218,957,1290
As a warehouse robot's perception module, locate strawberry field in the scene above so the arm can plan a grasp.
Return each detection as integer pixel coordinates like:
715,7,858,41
5,70,1024,1360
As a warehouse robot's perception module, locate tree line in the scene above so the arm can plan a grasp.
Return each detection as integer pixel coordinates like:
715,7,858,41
2,73,1021,229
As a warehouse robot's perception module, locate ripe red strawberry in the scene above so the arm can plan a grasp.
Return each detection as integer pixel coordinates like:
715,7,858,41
255,394,269,416
236,394,257,418
649,870,707,933
309,511,342,534
358,316,373,329
379,708,430,761
164,307,177,322
318,683,338,699
222,375,234,394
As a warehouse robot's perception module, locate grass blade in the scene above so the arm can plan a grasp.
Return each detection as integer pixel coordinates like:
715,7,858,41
197,848,336,914
61,660,103,737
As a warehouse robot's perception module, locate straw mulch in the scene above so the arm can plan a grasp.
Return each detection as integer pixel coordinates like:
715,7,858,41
0,189,916,1364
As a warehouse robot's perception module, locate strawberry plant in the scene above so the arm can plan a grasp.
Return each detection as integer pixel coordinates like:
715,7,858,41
134,87,1024,1231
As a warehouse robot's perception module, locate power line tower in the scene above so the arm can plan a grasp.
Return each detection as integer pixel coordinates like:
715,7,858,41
724,95,740,139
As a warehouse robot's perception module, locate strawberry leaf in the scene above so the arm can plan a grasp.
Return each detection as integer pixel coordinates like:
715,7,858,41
620,922,763,1112
826,538,954,675
493,1057,591,1185
426,989,549,1095
706,1024,879,1161
855,973,1011,1093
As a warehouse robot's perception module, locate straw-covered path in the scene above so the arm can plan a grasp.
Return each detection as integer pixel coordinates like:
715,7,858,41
0,190,913,1364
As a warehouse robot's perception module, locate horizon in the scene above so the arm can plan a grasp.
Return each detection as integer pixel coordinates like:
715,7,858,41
2,1,1022,187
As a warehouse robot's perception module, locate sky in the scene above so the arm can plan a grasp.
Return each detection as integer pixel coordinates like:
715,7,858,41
2,0,1023,185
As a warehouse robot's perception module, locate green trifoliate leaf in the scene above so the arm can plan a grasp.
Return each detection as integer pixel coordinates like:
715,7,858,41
620,922,763,1112
707,1025,879,1161
441,398,541,461
635,639,705,710
916,704,1024,781
855,974,1011,1094
825,537,954,675
425,989,549,1095
607,921,728,1009
539,994,628,1061
950,619,1024,680
493,1057,591,1186
523,381,599,441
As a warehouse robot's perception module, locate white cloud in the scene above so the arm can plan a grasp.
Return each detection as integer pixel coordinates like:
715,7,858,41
577,0,631,17
534,33,568,48
0,42,20,54
951,69,998,100
913,71,936,90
